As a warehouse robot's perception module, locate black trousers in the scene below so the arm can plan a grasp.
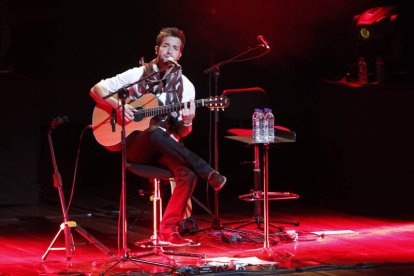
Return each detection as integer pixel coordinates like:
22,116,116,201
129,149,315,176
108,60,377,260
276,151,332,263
126,126,214,233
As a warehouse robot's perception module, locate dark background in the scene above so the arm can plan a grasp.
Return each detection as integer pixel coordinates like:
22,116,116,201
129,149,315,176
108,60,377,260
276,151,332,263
1,0,413,216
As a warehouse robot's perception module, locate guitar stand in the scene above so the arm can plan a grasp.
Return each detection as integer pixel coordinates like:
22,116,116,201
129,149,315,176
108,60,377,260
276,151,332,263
42,119,114,263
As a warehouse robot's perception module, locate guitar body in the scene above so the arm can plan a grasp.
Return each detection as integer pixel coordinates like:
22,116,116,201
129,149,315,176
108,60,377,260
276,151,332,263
92,93,159,151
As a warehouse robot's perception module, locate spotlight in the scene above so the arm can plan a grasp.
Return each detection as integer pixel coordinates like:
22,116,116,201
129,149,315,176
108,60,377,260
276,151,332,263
352,6,400,59
360,27,370,40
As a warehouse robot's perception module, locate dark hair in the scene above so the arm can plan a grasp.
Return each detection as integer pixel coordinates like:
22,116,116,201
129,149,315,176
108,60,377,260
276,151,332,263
156,27,186,50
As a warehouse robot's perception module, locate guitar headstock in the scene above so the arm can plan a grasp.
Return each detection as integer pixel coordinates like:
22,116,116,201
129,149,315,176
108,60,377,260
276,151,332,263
205,95,230,111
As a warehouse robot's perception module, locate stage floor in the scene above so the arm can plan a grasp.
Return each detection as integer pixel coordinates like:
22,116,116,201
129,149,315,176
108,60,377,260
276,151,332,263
1,195,414,275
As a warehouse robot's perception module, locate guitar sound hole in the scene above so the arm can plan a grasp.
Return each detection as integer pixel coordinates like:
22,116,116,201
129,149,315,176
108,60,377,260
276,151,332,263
133,110,144,122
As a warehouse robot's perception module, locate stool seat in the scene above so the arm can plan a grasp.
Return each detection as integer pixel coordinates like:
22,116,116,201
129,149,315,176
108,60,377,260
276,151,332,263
126,163,172,179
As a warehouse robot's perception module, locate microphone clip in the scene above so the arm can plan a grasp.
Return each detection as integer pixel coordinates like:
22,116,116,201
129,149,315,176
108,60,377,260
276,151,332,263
167,56,181,68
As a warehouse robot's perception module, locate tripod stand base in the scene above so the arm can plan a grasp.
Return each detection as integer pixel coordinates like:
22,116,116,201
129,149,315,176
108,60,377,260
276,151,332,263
101,254,175,275
223,216,299,232
42,221,114,261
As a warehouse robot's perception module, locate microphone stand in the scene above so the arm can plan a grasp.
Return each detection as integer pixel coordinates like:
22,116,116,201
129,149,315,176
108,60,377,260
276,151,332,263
210,66,222,230
100,65,178,273
42,117,115,264
195,43,270,236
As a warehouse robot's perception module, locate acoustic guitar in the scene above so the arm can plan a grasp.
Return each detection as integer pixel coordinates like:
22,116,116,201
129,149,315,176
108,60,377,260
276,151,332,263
91,93,229,151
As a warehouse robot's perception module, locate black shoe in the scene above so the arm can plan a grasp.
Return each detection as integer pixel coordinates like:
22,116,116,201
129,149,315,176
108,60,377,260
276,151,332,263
208,171,227,191
160,232,194,247
178,217,199,235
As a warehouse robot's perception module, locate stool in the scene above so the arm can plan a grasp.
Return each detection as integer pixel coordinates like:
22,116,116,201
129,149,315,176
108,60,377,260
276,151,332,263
126,163,204,259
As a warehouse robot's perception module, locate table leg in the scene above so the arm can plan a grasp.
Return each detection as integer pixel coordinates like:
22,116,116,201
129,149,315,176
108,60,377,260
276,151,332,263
263,143,270,249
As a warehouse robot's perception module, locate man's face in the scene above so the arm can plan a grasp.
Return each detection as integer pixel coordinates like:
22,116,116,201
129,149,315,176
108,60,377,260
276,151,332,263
155,36,183,66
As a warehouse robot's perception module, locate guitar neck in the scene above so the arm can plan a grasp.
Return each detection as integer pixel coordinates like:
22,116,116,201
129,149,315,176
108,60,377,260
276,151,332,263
136,99,205,117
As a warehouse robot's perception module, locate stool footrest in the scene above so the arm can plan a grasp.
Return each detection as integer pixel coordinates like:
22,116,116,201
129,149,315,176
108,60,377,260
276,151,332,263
239,191,299,202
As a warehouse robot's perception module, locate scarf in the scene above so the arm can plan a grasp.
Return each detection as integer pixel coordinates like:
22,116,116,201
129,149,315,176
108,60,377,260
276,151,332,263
137,59,184,132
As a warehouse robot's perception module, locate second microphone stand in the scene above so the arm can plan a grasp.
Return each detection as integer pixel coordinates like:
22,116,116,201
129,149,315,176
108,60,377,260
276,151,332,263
195,42,270,238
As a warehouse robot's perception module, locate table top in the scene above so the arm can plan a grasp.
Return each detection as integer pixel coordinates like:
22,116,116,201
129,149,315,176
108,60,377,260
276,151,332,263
225,128,296,144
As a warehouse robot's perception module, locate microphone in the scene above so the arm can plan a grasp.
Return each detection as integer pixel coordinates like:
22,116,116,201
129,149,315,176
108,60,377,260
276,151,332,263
257,35,270,50
167,56,181,68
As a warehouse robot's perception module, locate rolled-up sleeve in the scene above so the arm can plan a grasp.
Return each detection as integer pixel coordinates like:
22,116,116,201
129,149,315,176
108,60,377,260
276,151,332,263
98,67,145,94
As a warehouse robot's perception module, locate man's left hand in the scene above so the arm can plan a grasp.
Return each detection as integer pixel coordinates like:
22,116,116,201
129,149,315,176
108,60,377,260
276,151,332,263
181,100,195,125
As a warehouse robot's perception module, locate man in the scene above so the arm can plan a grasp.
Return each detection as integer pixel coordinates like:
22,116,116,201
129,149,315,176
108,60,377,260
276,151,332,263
90,27,226,246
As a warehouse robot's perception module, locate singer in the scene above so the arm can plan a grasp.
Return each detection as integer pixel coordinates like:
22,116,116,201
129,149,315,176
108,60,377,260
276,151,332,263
90,27,226,247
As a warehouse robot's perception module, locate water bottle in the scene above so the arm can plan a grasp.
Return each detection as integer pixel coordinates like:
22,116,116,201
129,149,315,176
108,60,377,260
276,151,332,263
252,108,264,142
263,108,269,142
264,108,275,142
358,57,368,85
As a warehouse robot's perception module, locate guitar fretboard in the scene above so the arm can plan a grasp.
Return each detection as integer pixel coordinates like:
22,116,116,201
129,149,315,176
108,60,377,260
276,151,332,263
135,99,205,117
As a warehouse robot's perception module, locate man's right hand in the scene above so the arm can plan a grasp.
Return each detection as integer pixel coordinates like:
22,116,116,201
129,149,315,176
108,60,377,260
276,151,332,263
90,84,136,122
117,103,136,123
